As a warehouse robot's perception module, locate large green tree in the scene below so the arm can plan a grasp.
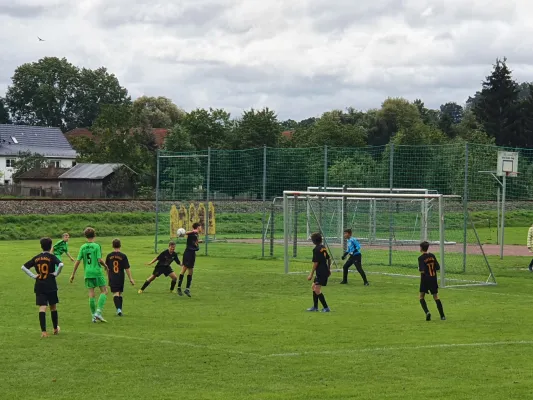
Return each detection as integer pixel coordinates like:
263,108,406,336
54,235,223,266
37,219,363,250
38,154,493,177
518,84,533,147
292,110,367,147
132,96,185,128
233,107,281,149
181,108,233,149
74,104,157,189
473,58,520,146
5,57,130,132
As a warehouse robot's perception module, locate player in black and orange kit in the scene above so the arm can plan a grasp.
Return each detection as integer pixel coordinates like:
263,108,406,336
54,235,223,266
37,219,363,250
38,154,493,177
139,241,181,294
21,237,64,337
306,232,331,312
106,239,135,316
177,222,203,297
418,241,446,321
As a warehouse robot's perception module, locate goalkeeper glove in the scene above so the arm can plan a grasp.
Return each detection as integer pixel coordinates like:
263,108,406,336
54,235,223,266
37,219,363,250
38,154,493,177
342,252,348,260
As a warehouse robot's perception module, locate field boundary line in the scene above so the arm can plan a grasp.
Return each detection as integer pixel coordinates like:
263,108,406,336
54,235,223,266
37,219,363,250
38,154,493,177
448,287,533,298
267,340,533,357
80,331,260,357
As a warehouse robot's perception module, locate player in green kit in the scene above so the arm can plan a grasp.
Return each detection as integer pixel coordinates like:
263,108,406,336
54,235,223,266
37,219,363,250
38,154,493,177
53,232,75,262
70,227,109,323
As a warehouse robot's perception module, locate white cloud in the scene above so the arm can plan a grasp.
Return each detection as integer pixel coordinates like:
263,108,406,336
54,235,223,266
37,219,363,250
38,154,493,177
0,0,532,120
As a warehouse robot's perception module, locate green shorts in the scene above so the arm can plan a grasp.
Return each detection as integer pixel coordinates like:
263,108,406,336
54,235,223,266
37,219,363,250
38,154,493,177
85,276,107,289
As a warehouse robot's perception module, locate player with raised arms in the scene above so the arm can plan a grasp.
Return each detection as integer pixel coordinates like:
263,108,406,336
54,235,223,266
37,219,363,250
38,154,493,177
177,222,203,297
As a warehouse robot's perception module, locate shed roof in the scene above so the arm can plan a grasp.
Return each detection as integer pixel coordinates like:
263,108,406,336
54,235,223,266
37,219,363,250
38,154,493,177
59,163,124,180
17,167,70,180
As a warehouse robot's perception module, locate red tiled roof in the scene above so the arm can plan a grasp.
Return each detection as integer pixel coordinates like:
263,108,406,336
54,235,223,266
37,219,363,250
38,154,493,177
282,130,294,139
65,128,169,147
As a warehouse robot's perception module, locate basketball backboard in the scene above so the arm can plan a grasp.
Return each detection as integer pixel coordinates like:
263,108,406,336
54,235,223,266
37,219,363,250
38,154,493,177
497,151,518,177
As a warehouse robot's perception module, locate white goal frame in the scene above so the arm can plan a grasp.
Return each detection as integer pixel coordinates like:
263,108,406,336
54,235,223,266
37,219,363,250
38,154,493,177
305,187,436,244
282,190,487,288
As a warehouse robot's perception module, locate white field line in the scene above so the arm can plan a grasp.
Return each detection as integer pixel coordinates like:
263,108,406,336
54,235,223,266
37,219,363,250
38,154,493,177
448,287,533,298
14,326,533,359
267,340,533,357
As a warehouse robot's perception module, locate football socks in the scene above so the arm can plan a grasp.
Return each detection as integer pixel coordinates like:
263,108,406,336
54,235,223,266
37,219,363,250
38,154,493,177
435,299,445,319
51,310,58,330
39,311,46,332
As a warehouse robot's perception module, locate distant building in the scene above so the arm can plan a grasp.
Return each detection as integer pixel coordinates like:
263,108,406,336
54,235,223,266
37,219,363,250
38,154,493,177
0,125,77,185
59,163,136,198
16,166,70,197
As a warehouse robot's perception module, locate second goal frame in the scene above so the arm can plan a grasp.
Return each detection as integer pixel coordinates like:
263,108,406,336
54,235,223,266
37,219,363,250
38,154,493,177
283,190,452,287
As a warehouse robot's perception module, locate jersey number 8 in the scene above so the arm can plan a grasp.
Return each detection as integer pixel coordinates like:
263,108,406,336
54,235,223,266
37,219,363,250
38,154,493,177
113,260,119,273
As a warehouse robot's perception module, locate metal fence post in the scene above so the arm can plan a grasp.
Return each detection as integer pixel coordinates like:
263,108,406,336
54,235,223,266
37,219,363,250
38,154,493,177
262,145,267,257
154,150,160,253
388,143,394,266
205,147,211,256
463,143,468,272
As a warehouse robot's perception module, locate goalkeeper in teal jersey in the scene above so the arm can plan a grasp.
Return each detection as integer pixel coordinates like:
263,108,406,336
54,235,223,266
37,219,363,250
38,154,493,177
53,233,75,262
70,227,109,323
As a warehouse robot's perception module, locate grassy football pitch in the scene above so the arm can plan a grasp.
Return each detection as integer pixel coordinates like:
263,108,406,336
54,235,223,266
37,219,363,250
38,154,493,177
1,236,533,400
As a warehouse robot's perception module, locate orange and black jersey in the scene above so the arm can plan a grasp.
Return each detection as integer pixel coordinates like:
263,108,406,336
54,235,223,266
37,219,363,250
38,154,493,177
24,252,61,293
156,249,180,267
186,231,200,252
312,244,330,275
106,252,130,284
418,252,440,277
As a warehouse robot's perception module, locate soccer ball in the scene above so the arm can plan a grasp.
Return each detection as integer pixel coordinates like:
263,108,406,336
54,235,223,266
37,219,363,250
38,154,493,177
177,228,186,237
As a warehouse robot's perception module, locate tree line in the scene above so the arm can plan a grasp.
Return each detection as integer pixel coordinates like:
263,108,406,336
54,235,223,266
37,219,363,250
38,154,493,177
1,56,532,197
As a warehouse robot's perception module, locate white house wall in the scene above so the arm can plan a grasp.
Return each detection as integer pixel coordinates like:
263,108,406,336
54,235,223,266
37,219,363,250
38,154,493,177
0,157,76,184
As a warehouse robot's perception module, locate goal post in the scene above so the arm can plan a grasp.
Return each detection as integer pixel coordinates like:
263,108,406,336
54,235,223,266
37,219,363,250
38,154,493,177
282,190,496,288
305,187,436,244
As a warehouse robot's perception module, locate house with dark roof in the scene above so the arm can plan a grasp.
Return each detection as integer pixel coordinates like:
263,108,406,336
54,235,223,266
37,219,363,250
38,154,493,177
59,163,136,198
0,125,77,185
16,166,70,197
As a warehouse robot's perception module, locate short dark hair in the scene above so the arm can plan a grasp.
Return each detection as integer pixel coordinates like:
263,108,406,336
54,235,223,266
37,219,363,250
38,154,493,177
112,239,121,249
311,232,322,245
40,237,52,251
192,222,200,229
168,241,176,247
84,227,96,239
344,228,352,234
420,241,430,252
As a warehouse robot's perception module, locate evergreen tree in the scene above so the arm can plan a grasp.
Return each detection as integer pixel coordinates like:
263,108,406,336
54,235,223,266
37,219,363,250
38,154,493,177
473,58,520,146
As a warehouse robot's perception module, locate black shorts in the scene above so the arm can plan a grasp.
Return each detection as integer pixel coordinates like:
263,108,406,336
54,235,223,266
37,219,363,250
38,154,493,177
314,274,329,287
109,283,124,293
344,254,362,268
183,250,196,268
36,291,59,306
153,266,174,277
420,277,439,295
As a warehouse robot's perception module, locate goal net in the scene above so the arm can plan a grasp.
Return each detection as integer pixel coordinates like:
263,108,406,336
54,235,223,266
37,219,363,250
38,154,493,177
304,187,437,243
282,190,496,288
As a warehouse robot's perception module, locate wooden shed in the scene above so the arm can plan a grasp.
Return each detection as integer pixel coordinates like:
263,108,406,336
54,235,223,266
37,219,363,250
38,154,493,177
59,163,135,198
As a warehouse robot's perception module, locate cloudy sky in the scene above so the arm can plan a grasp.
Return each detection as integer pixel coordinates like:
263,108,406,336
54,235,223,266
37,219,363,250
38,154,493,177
0,0,532,120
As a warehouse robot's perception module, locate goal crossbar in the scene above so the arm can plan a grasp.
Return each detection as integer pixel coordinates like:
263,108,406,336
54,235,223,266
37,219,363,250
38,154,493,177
284,190,458,199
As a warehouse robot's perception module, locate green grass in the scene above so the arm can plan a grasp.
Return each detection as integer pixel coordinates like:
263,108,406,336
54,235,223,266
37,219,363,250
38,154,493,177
1,210,531,246
1,236,533,399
